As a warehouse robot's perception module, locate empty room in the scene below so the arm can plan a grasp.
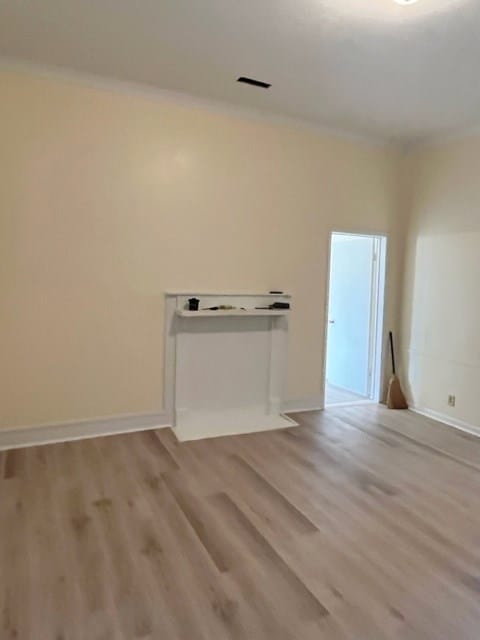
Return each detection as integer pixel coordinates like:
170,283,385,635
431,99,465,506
2,0,480,638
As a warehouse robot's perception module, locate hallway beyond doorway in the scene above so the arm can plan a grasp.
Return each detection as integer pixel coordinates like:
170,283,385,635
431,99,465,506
324,232,387,407
325,382,373,407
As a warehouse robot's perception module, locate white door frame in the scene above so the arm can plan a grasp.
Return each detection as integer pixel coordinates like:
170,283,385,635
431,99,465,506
322,231,388,407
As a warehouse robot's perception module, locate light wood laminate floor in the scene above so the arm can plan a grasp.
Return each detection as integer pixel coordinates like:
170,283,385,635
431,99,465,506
324,383,370,406
2,404,480,639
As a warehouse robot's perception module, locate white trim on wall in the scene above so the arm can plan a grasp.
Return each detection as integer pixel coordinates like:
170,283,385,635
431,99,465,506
0,411,171,451
282,396,325,413
410,406,480,439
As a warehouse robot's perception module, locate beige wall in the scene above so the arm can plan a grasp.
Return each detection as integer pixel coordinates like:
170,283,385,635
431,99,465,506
0,67,403,429
402,137,480,427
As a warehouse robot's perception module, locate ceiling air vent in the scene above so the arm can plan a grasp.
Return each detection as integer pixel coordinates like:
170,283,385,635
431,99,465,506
237,76,271,89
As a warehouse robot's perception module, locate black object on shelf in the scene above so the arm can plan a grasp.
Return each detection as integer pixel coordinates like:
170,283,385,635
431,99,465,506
188,298,200,311
255,302,290,310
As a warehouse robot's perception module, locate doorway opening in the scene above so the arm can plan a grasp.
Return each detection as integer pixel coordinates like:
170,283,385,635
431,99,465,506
324,232,387,407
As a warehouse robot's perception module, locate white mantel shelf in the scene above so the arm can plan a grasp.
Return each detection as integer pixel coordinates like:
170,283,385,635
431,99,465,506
176,309,289,318
164,291,296,442
166,291,291,298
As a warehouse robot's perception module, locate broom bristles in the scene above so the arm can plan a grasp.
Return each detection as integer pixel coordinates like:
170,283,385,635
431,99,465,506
387,375,408,410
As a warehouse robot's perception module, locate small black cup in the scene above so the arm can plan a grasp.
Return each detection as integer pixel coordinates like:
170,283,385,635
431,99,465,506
188,297,200,311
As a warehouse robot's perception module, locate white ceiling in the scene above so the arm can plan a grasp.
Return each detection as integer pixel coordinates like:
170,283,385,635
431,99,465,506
0,0,479,142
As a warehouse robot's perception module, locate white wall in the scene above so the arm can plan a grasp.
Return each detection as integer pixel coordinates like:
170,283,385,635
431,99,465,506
0,65,403,430
402,137,480,429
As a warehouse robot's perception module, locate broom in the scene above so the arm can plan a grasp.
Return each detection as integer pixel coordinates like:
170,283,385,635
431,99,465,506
387,331,408,410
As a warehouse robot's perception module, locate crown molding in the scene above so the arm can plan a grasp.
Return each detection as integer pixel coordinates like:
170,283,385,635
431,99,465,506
403,125,480,153
4,55,480,152
0,55,391,148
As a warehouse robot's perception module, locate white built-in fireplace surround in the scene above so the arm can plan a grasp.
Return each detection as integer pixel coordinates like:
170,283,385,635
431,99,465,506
164,292,298,441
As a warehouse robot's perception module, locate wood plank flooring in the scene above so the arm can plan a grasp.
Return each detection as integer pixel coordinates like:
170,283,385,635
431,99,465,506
2,404,480,639
324,383,368,406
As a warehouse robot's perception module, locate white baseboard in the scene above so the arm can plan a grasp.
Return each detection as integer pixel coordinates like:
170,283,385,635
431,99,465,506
0,411,172,451
283,395,324,413
410,406,480,438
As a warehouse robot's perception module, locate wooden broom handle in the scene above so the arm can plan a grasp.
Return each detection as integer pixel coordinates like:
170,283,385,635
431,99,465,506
389,331,396,375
